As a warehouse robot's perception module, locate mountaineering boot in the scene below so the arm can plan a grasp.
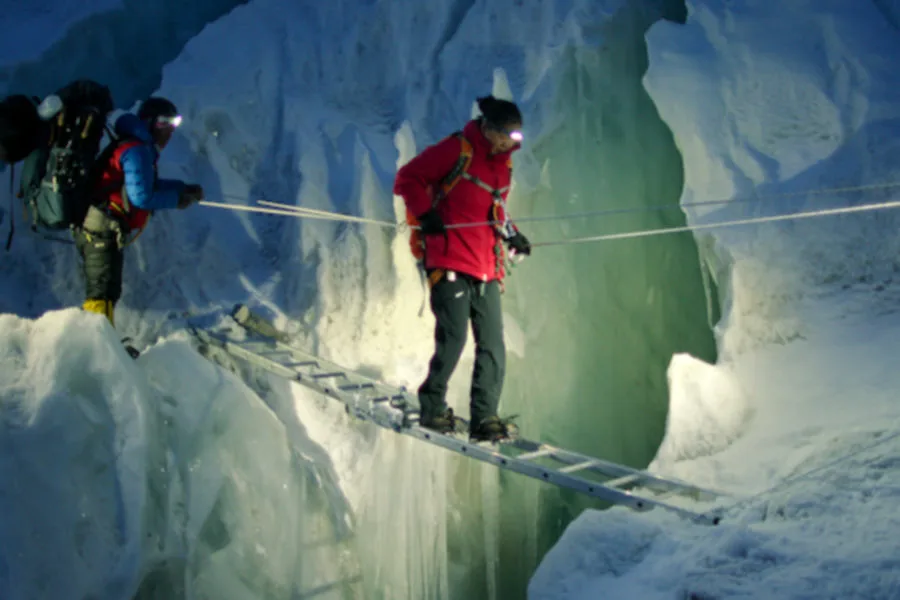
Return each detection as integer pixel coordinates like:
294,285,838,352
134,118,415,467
121,337,140,360
83,298,115,327
231,304,290,342
419,407,458,435
469,415,512,442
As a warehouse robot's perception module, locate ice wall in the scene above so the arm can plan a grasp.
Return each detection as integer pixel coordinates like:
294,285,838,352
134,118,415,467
1,0,720,597
530,6,900,595
146,0,716,595
645,0,900,361
639,0,900,475
0,0,250,106
0,310,360,599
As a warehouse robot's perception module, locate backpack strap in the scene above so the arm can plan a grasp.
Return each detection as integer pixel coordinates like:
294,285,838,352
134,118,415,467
432,132,473,207
5,164,14,251
94,138,142,216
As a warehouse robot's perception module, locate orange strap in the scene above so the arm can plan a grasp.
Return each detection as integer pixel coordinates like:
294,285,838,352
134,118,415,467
427,269,445,288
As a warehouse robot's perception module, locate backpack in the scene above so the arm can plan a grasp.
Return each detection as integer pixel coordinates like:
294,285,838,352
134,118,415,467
18,79,114,234
405,132,474,262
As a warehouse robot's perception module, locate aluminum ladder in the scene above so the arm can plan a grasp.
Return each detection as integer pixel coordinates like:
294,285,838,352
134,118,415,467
187,305,724,525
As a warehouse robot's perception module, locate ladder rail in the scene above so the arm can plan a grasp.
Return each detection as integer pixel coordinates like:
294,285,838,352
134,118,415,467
401,425,716,523
509,443,720,500
187,316,723,525
193,328,415,430
230,334,419,412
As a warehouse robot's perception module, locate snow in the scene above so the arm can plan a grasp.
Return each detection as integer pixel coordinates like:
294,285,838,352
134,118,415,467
530,1,900,598
3,0,900,597
0,310,150,599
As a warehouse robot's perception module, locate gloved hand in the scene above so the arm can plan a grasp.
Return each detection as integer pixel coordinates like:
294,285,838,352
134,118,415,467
507,231,531,256
417,209,446,235
178,184,204,209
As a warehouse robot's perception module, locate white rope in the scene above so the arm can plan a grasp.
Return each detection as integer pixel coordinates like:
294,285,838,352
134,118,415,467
204,188,900,248
255,199,397,228
441,181,900,229
214,181,900,232
199,200,401,227
257,200,350,220
532,198,900,247
198,200,362,222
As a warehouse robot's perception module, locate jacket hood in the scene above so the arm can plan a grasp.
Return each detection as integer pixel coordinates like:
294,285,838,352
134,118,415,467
463,119,521,158
114,113,153,144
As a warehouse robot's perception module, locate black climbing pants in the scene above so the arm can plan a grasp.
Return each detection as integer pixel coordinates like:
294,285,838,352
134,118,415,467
418,271,506,426
74,206,125,326
75,228,123,302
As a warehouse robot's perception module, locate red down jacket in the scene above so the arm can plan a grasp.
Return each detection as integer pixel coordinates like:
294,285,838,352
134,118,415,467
394,119,520,282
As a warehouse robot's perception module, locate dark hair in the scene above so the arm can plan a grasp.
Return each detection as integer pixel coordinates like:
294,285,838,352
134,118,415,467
476,95,522,128
138,97,178,122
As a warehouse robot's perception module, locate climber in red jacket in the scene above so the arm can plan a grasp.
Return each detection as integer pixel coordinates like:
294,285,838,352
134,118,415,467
394,95,531,442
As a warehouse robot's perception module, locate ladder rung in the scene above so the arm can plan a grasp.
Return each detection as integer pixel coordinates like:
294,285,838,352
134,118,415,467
650,488,683,501
189,322,723,524
311,372,347,380
516,448,554,461
285,360,319,368
558,460,600,474
338,382,375,391
604,473,643,489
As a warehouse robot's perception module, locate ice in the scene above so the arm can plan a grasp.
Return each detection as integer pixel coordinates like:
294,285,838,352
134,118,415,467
6,0,900,597
530,2,900,597
0,310,360,598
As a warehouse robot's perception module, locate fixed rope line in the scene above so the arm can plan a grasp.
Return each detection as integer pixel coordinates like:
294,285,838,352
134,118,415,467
432,180,900,230
213,180,900,232
200,198,900,245
199,200,368,222
205,184,900,244
531,198,900,248
199,199,400,227
219,193,399,227
256,199,397,228
256,200,357,220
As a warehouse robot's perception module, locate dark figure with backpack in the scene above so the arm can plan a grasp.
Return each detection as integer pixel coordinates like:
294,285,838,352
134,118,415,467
76,97,203,329
3,80,114,251
394,95,532,442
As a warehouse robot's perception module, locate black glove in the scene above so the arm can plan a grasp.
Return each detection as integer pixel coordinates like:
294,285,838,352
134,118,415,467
507,231,531,256
417,209,445,235
178,184,204,209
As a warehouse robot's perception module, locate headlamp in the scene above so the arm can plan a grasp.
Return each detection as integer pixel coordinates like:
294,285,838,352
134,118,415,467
156,115,183,128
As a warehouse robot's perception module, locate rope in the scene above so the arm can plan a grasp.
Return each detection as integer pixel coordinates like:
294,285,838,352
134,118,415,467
199,199,401,228
424,180,900,230
255,199,397,228
531,198,900,248
207,184,900,247
199,200,340,219
220,193,399,227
